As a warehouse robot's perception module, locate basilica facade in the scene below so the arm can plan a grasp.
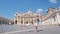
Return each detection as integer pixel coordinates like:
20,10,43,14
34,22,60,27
14,11,41,26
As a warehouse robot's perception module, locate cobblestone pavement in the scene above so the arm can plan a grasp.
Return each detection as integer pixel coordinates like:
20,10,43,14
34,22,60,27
0,24,60,34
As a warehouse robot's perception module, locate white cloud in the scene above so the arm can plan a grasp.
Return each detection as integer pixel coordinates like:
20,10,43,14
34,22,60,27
37,9,43,12
37,9,43,13
49,0,57,4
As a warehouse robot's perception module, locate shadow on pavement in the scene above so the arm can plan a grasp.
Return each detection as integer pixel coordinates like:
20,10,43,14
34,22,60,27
25,29,43,32
37,29,43,32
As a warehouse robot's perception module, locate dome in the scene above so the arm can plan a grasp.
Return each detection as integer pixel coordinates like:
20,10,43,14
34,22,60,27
28,10,33,14
37,9,43,13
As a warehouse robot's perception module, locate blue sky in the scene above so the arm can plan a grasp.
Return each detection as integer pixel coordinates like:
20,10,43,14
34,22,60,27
0,0,60,20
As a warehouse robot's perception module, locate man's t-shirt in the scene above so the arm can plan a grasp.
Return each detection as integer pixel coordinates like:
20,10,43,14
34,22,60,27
35,18,40,26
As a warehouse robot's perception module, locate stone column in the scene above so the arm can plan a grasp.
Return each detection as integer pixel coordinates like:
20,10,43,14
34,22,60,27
39,16,42,25
23,17,24,25
14,17,16,24
14,18,15,24
17,17,18,24
28,17,29,24
56,13,59,24
29,17,31,25
20,17,21,25
33,17,34,25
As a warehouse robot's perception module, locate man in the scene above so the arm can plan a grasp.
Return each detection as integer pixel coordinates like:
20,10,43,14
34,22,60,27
35,16,40,32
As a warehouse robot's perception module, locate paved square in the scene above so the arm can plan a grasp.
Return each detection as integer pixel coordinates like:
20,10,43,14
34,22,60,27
0,25,60,34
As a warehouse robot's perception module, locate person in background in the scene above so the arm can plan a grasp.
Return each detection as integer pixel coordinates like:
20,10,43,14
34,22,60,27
35,16,40,32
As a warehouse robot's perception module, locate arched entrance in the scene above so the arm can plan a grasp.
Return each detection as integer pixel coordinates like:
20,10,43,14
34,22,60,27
21,21,23,24
26,21,28,24
15,20,17,24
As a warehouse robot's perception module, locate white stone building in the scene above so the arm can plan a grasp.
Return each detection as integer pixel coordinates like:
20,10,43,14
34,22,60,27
14,10,41,26
14,8,60,26
42,8,60,25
